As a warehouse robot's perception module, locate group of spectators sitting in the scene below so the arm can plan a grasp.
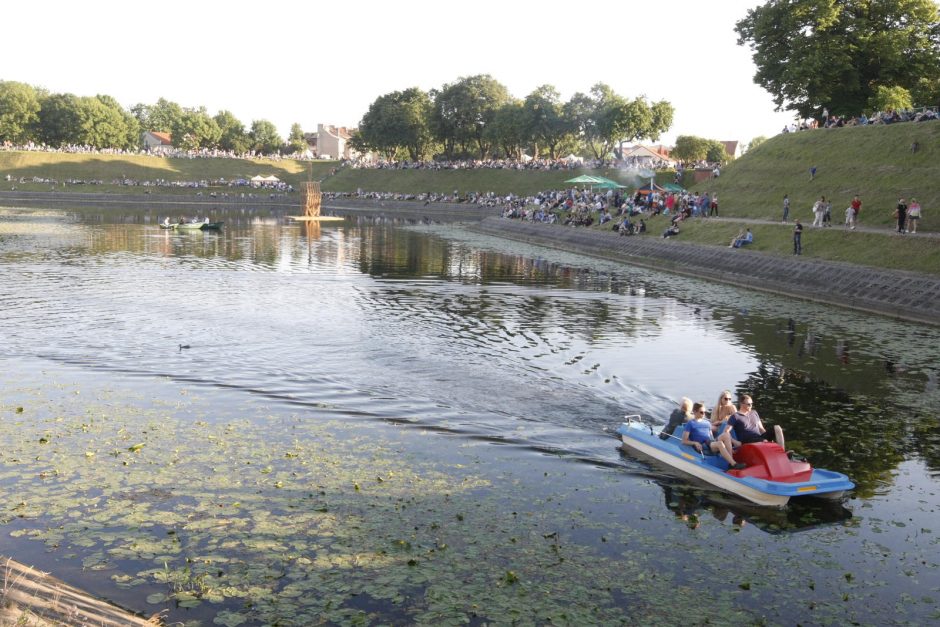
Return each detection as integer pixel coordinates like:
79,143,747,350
4,174,294,193
784,106,939,132
343,156,607,171
0,141,307,162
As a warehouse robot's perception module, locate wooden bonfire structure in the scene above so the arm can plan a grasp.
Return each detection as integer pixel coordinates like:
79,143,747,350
290,172,342,222
301,181,321,217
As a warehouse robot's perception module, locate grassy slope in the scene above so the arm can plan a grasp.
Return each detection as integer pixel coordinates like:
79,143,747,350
705,121,940,231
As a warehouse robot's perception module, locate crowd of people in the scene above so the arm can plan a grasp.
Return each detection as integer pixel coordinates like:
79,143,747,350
4,174,294,193
343,156,609,171
0,141,308,162
783,106,939,132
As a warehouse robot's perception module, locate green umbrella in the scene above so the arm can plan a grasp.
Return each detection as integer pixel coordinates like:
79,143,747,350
564,175,606,184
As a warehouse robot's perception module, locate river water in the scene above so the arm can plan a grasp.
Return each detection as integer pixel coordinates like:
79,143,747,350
1,207,939,625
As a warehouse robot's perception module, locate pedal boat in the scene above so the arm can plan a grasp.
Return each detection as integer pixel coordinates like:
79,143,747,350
616,416,854,507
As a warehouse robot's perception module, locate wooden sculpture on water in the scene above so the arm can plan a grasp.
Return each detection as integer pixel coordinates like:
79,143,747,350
290,178,342,222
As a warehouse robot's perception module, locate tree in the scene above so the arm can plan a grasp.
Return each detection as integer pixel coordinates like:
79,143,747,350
867,85,913,113
735,0,940,118
133,98,184,133
287,123,307,153
430,74,511,159
214,110,248,153
96,95,140,148
358,88,433,160
486,100,527,158
77,96,136,149
747,135,768,152
36,92,83,146
705,140,729,164
169,107,221,150
562,84,674,160
523,85,569,159
672,135,711,163
0,81,41,143
249,119,282,154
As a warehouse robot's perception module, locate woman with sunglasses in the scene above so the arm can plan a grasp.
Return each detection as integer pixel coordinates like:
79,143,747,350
681,401,746,469
711,391,737,437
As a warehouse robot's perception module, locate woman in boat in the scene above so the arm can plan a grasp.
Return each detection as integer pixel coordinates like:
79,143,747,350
659,397,693,440
681,402,746,469
711,390,736,437
719,394,785,451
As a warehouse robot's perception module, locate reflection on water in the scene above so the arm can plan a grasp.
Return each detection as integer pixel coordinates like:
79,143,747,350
2,209,939,493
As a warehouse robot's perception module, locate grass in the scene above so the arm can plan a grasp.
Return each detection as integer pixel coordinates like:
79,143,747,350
704,120,940,232
582,214,940,275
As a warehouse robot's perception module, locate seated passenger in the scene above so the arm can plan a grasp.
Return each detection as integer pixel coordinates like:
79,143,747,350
682,402,746,469
719,394,785,451
659,397,693,440
711,390,737,437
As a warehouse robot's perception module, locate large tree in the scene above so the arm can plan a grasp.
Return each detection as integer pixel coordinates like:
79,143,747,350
0,81,41,143
214,110,248,153
430,74,511,159
564,84,674,160
171,107,221,150
248,119,282,154
358,87,434,160
735,0,940,117
522,85,569,159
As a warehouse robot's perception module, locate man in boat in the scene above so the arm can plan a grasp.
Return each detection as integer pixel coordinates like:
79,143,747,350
719,394,785,451
681,402,746,469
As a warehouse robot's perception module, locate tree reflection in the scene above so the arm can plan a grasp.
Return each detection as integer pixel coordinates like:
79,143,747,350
736,363,906,497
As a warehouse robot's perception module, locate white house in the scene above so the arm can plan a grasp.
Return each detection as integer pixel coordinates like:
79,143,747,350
141,131,173,152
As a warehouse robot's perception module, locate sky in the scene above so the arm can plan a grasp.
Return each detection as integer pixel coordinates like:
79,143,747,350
2,0,797,148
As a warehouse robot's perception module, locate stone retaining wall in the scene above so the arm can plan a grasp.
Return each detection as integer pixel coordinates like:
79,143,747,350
469,217,940,326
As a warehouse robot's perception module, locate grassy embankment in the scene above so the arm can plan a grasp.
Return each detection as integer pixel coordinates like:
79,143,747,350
1,121,938,274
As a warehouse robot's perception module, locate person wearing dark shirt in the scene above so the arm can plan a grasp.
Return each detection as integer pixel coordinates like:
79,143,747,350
720,395,785,451
793,220,803,255
659,397,693,440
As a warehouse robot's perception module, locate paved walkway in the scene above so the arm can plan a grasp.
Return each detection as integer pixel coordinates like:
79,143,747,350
701,214,937,238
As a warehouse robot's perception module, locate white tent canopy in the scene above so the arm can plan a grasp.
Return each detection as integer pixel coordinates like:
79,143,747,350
250,174,281,185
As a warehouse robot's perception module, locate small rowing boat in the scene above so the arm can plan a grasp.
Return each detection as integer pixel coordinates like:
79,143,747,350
616,417,854,507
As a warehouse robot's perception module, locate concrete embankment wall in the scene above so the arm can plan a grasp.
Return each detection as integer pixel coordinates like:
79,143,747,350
469,217,940,326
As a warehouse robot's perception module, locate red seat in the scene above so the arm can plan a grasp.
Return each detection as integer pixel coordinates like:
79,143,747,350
726,442,812,482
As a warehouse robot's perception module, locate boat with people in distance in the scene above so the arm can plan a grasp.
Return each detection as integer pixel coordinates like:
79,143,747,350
161,219,224,231
616,416,854,507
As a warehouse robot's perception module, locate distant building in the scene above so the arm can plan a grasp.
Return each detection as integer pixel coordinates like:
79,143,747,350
305,124,356,160
141,131,173,152
621,144,676,168
720,140,741,159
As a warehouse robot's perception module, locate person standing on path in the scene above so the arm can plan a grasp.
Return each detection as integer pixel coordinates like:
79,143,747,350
782,194,790,222
908,198,922,233
850,195,862,229
896,198,908,234
812,196,826,227
823,197,832,227
793,219,803,255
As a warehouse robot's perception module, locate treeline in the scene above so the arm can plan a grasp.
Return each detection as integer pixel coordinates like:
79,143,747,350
1,75,686,161
0,81,305,154
354,75,675,162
